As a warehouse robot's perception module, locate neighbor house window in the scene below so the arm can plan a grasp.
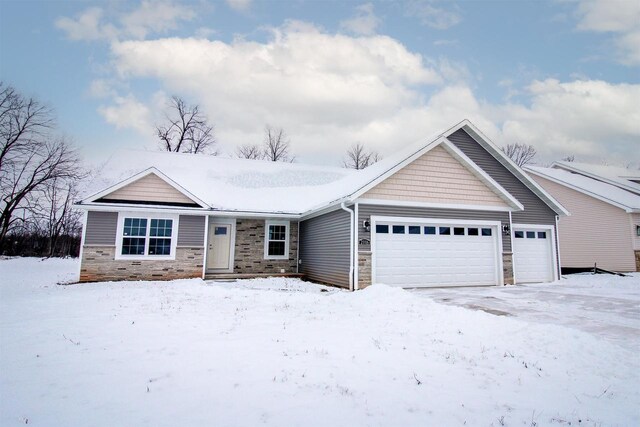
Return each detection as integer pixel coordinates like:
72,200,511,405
264,220,289,259
637,225,640,236
117,214,177,259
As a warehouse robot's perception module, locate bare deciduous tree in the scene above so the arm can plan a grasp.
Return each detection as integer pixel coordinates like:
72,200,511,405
156,96,217,154
263,126,293,162
561,155,575,162
343,143,381,170
501,143,537,167
236,144,262,160
0,83,83,245
35,178,82,257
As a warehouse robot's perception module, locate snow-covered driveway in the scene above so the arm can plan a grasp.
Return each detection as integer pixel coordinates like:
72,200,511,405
1,258,638,426
411,274,640,352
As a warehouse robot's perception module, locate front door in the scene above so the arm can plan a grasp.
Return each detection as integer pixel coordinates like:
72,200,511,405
207,223,232,270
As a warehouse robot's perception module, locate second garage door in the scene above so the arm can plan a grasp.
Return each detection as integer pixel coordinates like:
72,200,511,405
373,219,501,288
513,226,555,283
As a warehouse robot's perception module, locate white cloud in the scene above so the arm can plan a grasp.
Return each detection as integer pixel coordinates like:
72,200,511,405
226,0,252,12
99,22,637,165
340,3,381,36
120,1,195,39
98,94,153,135
55,1,195,42
405,0,461,30
55,7,118,41
574,0,640,65
493,79,640,161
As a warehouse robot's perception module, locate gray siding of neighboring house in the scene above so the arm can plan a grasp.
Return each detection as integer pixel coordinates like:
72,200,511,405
357,204,511,252
177,215,205,247
300,209,351,288
84,211,118,245
448,129,557,225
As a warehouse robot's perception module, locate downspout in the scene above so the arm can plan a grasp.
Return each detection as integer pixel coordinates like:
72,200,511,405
509,210,515,285
354,203,359,291
340,203,354,291
555,215,562,280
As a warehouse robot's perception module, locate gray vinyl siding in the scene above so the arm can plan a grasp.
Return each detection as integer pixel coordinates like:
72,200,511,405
84,211,118,245
357,204,511,252
448,129,557,225
300,209,351,288
177,215,205,247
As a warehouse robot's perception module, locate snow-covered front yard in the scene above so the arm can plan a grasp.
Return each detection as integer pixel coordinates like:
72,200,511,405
1,258,638,426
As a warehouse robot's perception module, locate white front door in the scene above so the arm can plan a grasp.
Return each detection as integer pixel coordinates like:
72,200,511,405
373,219,501,288
207,223,232,270
513,226,555,283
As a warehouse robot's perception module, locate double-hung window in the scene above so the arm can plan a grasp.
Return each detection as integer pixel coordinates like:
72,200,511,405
264,220,289,259
117,214,177,259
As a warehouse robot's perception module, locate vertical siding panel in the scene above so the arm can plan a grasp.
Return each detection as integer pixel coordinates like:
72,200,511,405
448,129,557,225
84,211,118,245
532,175,636,271
300,209,351,288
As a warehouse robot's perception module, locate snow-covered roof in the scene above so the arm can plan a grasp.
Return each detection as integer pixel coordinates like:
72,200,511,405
79,120,568,216
552,162,640,196
525,165,640,213
81,149,361,215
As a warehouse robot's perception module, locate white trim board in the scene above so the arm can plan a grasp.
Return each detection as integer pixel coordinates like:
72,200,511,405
356,198,517,212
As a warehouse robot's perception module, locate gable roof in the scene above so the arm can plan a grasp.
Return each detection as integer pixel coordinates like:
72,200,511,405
525,165,640,213
77,120,568,217
349,136,524,211
551,161,640,195
86,168,208,208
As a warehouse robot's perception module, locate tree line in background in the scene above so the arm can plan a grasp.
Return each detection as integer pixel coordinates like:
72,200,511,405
0,83,84,257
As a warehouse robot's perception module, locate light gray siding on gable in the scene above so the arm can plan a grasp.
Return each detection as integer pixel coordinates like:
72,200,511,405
177,215,205,247
448,129,557,225
357,204,512,252
84,211,118,245
300,209,351,288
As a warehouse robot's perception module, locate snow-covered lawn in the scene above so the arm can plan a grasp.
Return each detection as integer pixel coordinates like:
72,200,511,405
1,258,638,426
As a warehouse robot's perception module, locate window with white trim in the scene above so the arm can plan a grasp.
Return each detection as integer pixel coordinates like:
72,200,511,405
117,214,177,259
264,220,289,259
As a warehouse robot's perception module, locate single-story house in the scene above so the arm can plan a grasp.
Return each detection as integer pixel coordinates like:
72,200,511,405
525,162,640,272
75,120,568,290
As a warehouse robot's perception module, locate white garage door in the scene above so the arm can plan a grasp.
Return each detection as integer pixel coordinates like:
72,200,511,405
374,220,500,288
513,227,554,283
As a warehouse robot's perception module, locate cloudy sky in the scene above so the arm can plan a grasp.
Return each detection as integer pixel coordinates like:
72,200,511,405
1,0,638,167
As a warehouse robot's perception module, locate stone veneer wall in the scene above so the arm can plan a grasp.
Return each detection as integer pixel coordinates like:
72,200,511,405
80,246,203,282
502,252,514,285
233,219,298,274
357,251,372,289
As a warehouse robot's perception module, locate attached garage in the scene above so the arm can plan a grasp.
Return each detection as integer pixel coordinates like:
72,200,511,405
372,217,503,288
512,225,557,283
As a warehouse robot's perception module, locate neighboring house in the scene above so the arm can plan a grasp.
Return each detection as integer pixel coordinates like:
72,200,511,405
526,162,640,272
75,120,567,290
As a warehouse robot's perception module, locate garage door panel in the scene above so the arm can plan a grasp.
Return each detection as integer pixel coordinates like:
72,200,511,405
374,220,499,288
513,227,554,283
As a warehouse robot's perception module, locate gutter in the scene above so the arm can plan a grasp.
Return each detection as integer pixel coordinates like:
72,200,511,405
340,202,355,292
